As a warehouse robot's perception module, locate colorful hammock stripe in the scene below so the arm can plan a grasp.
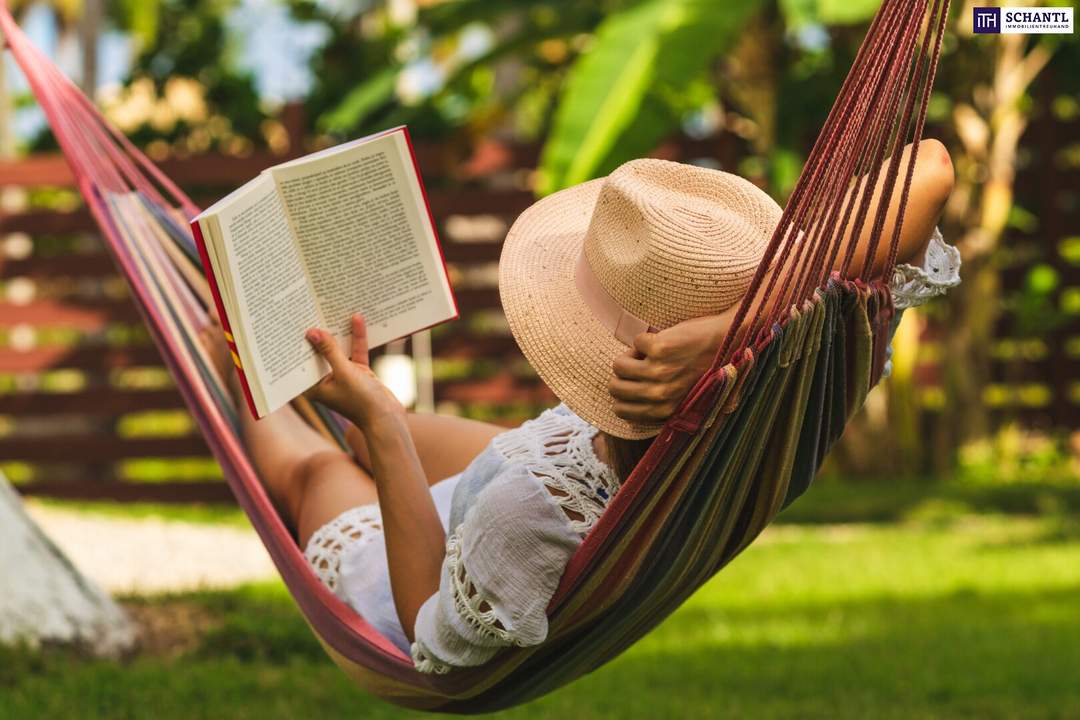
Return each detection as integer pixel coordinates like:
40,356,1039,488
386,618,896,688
0,0,949,711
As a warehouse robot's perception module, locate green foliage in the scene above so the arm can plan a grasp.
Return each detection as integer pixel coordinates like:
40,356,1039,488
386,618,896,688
109,0,160,51
779,478,1080,524
316,66,398,134
94,0,268,152
1008,262,1070,336
29,498,246,525
537,0,763,194
303,1,610,142
780,0,883,27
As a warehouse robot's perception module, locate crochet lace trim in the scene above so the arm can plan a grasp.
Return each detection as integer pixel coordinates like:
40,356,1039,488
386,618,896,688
419,405,620,657
411,642,452,675
303,504,383,593
447,528,521,645
491,404,621,535
890,226,961,310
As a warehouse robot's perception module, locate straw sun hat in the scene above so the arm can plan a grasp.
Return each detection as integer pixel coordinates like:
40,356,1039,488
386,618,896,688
499,158,783,440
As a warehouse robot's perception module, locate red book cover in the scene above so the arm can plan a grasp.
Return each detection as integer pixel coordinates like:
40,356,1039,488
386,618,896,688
401,125,460,326
191,218,262,419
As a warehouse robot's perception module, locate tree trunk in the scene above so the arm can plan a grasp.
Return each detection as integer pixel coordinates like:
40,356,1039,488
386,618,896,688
929,7,1053,475
0,475,136,657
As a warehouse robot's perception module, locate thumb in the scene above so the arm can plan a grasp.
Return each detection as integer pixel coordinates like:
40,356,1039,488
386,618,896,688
632,329,661,358
349,313,370,366
306,328,348,374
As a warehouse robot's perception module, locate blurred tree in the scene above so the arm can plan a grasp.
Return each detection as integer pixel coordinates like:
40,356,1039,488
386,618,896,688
295,0,887,194
0,475,135,656
107,0,268,155
293,0,616,157
926,0,1066,476
21,0,269,155
4,1,91,108
832,1,1070,479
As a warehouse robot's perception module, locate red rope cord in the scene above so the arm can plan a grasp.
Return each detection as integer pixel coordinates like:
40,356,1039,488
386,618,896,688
709,0,897,365
733,0,912,355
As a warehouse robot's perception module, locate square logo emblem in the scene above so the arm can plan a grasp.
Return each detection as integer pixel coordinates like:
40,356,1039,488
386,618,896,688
974,7,1001,33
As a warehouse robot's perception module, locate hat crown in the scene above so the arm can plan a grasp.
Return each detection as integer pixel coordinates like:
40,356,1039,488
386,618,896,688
581,159,782,329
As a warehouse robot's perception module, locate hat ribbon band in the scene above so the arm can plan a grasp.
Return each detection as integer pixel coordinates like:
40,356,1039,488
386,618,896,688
574,250,657,346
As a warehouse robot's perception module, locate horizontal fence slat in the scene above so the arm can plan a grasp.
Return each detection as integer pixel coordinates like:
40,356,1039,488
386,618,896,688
432,334,519,358
2,207,94,234
0,435,209,462
434,375,556,405
0,345,163,373
16,480,233,503
3,253,118,277
0,137,735,190
0,290,503,324
441,242,503,263
0,388,184,414
0,300,129,329
427,189,534,217
452,288,503,313
1,189,534,236
3,243,503,278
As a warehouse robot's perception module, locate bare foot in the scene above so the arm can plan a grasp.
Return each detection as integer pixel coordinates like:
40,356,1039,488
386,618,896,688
197,314,241,402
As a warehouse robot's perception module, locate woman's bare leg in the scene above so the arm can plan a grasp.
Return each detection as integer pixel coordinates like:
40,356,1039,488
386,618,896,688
834,138,954,276
344,412,507,487
734,138,953,345
199,322,380,548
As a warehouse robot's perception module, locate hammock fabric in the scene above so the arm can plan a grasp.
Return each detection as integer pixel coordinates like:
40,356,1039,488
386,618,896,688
1,0,949,711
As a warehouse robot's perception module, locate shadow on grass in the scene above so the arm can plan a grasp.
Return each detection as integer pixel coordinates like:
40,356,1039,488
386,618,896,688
512,585,1080,720
3,582,1078,719
778,480,1080,527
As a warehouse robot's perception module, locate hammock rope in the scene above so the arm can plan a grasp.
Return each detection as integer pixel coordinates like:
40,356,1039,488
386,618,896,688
1,0,950,711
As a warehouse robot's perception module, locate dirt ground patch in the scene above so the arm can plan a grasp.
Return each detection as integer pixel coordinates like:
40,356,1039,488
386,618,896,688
25,502,278,595
123,601,223,658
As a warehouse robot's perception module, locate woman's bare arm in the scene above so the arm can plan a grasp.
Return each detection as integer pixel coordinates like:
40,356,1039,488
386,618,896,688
305,315,444,641
362,415,445,640
609,139,954,423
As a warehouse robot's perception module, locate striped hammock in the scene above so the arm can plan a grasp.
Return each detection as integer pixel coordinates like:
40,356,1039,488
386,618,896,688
0,0,949,711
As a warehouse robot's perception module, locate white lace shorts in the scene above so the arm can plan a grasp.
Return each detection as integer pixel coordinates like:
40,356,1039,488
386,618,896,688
304,503,384,594
302,472,461,653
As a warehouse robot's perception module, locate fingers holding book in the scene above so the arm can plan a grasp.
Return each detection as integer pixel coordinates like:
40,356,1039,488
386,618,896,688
304,313,406,430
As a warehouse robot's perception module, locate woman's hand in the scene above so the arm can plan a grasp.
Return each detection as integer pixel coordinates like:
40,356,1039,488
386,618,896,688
608,308,736,424
304,313,405,429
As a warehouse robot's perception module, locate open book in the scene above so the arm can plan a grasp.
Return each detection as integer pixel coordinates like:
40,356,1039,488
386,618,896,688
191,126,457,419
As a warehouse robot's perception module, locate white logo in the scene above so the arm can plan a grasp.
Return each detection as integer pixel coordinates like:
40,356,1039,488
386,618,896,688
993,6,1073,34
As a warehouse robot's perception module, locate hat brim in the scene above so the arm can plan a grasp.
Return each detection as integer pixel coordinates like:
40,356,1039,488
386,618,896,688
499,178,665,440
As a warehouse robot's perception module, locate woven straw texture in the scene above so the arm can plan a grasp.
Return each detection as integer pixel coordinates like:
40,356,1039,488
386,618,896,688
499,159,783,439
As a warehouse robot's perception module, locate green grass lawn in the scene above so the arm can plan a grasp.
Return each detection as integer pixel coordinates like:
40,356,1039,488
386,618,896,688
3,504,1078,720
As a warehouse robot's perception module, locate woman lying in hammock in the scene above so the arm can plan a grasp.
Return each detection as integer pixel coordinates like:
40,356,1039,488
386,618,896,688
200,139,960,674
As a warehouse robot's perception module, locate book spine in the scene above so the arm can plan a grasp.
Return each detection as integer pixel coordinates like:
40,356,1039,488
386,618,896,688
190,218,262,420
401,125,460,323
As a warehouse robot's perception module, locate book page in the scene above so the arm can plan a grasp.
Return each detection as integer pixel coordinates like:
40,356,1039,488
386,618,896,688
270,130,455,350
213,174,326,415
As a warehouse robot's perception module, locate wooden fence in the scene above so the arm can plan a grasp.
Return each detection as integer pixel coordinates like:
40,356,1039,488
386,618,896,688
1,90,1076,502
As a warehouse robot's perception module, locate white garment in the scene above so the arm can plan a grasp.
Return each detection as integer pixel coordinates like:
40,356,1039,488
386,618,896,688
881,226,962,378
304,226,961,674
890,226,962,311
303,403,617,671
